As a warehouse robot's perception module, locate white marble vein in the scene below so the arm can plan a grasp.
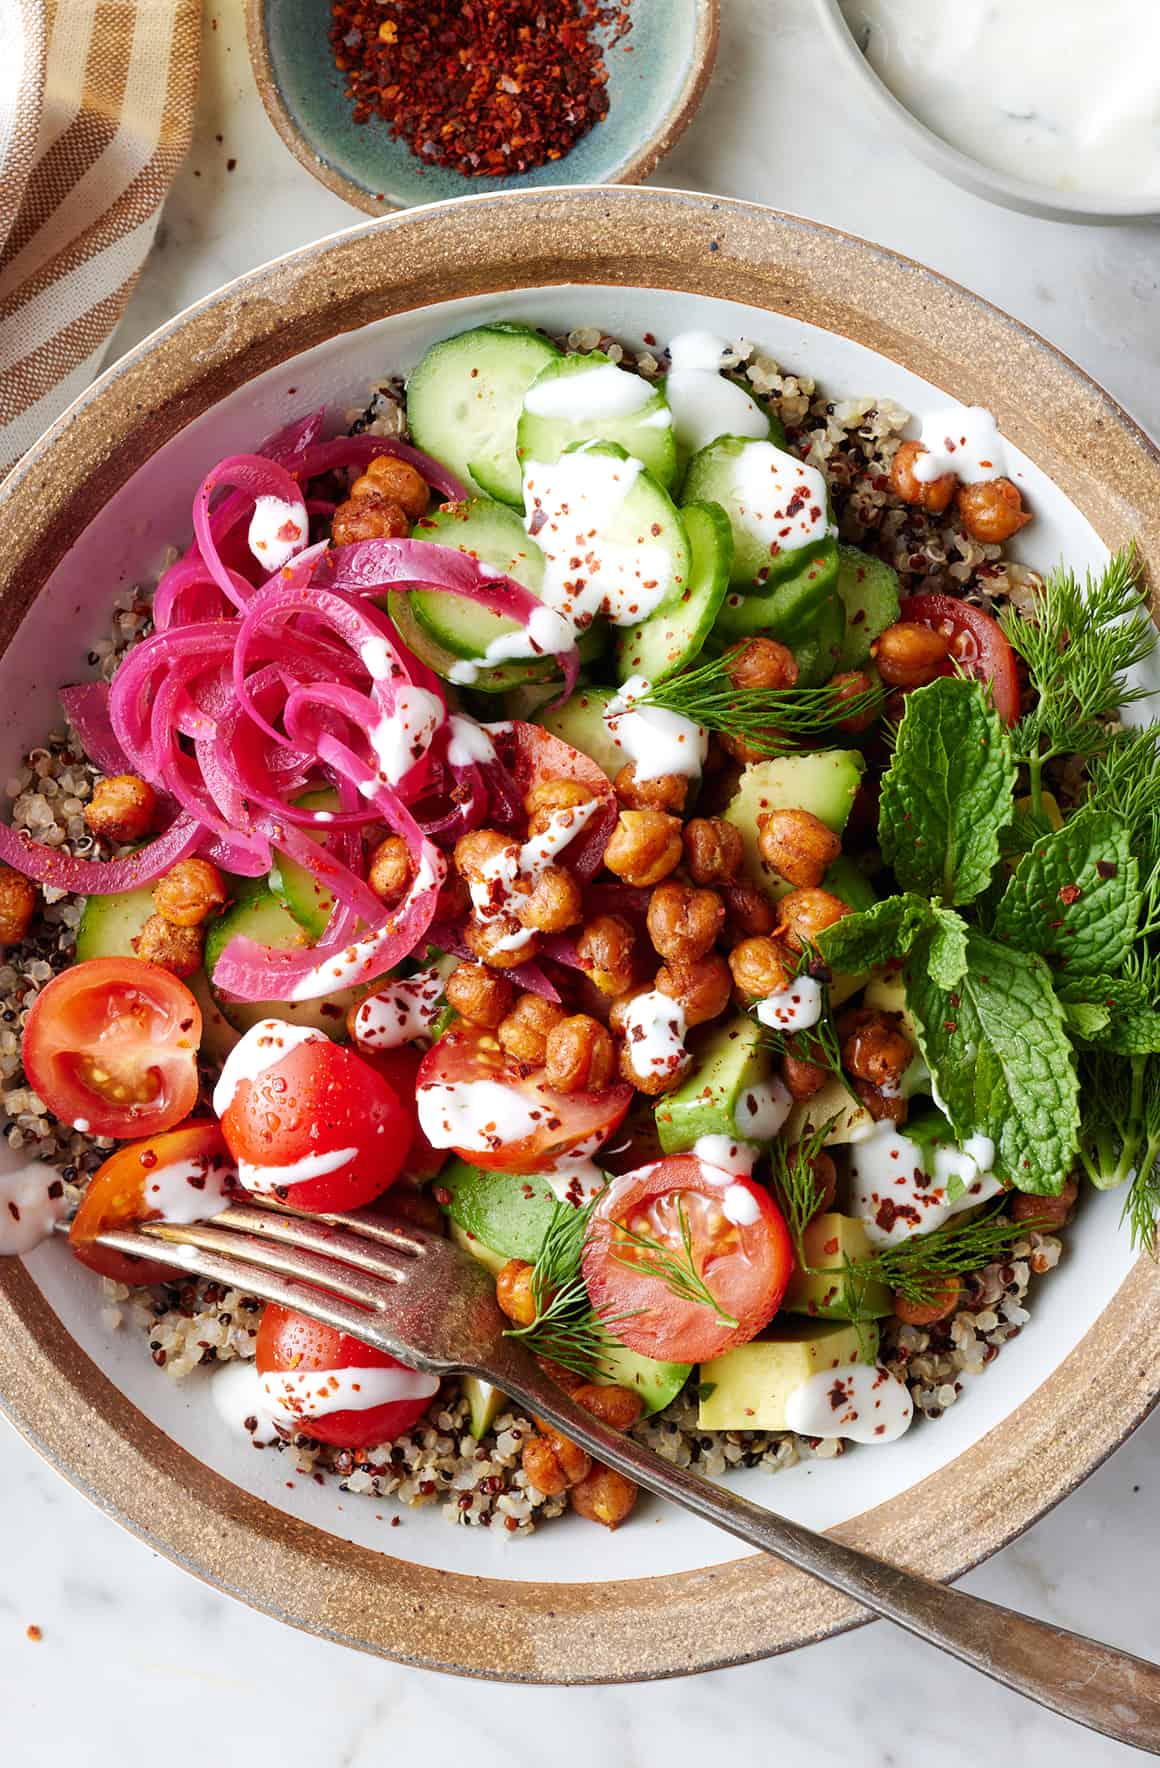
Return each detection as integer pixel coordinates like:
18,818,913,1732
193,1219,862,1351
5,0,1159,1757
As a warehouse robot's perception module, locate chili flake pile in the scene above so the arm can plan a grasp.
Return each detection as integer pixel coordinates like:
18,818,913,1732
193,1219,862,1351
328,0,633,177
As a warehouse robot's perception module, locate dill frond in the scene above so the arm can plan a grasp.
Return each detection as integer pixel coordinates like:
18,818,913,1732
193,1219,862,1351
609,1198,739,1329
636,653,879,756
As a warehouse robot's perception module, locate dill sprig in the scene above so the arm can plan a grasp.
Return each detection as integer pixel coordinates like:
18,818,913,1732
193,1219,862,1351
770,1114,838,1256
752,962,857,1101
504,1194,636,1381
1087,725,1160,928
838,1205,1046,1315
635,653,880,756
1001,548,1155,814
609,1199,739,1329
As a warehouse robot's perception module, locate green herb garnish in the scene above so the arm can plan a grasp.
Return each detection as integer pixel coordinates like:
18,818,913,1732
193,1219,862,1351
633,653,879,756
503,1194,636,1381
609,1199,739,1330
771,1114,837,1257
839,1206,1043,1316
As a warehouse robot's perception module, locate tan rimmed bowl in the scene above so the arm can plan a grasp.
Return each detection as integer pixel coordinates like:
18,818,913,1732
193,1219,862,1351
0,187,1158,1682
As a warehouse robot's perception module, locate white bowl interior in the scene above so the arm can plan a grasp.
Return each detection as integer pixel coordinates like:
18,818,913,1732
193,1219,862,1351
6,283,1150,1585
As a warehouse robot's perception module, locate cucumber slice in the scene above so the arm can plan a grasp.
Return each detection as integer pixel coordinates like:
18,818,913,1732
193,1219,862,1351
410,497,544,662
268,787,341,941
518,352,676,488
406,323,560,507
682,434,835,592
74,882,154,962
387,592,552,696
203,890,362,1039
536,685,623,781
615,501,732,684
715,545,844,685
462,1375,506,1436
834,544,900,669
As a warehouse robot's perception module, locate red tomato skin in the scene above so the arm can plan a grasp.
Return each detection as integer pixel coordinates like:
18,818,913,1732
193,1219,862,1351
416,1023,632,1174
69,1119,232,1286
582,1156,794,1364
221,1041,410,1212
500,721,617,880
255,1303,431,1449
22,956,200,1140
898,593,1020,725
358,1045,446,1182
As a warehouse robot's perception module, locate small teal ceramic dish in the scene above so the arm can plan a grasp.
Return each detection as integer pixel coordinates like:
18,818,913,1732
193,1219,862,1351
244,0,719,214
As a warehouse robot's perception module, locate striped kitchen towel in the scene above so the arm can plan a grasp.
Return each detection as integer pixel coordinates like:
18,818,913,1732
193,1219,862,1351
0,0,199,479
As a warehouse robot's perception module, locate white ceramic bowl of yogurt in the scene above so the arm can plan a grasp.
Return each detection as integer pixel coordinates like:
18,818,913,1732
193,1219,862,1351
815,0,1160,225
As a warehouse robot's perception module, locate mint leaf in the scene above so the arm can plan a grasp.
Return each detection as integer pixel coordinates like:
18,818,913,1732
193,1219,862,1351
905,929,1079,1195
1055,972,1160,1053
1062,999,1112,1040
928,905,969,988
879,677,1016,907
816,893,934,973
993,807,1139,978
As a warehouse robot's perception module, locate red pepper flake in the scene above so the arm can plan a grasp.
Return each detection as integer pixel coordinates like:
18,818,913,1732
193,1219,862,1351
327,0,633,178
1096,860,1118,879
1058,883,1082,906
25,1624,42,1643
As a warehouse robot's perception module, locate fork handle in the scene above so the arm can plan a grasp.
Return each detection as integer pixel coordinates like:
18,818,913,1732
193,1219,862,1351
496,1360,1160,1752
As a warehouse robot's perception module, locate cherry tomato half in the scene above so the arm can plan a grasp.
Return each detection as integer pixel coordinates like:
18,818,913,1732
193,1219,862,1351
496,721,617,880
255,1303,437,1449
69,1120,236,1287
220,1036,410,1211
582,1155,794,1363
22,957,201,1141
899,593,1020,726
416,1022,632,1173
355,1044,446,1183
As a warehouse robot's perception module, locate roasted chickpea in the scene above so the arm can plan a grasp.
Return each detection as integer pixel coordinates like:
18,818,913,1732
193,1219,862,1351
721,880,776,940
496,1258,538,1327
1010,1175,1079,1229
619,1037,691,1097
134,913,203,978
454,828,518,898
656,952,732,1026
758,808,841,889
603,809,683,887
0,867,37,946
152,858,227,929
889,438,955,513
894,1274,962,1327
569,1464,638,1529
545,1014,616,1093
350,454,430,523
608,981,651,1037
785,1143,837,1218
367,834,411,902
464,913,538,969
524,777,594,839
646,880,724,965
871,622,950,690
497,993,565,1065
444,961,514,1029
523,1429,590,1497
728,935,793,1001
831,669,881,735
571,1382,643,1432
576,913,637,996
85,773,159,845
515,863,582,933
718,730,780,766
613,762,688,814
435,868,470,925
839,1007,913,1090
725,636,798,692
776,886,852,952
851,1076,907,1125
956,477,1032,544
330,491,409,546
683,816,743,885
781,1050,828,1101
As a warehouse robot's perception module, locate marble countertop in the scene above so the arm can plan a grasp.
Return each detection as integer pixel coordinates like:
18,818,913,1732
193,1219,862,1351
4,2,1159,1761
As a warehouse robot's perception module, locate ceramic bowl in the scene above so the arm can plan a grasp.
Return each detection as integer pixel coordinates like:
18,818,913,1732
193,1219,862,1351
0,187,1158,1682
812,0,1160,226
244,0,718,214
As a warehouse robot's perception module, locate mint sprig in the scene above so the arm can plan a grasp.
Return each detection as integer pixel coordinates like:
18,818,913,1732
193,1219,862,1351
879,677,1015,907
993,807,1139,979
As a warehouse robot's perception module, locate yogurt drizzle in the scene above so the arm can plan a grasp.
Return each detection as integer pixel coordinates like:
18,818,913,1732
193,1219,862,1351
849,1119,1004,1248
663,331,769,459
784,1360,914,1444
604,674,707,783
0,1162,68,1256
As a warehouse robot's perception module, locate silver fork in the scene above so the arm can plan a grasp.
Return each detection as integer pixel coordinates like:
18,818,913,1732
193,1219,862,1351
85,1199,1160,1748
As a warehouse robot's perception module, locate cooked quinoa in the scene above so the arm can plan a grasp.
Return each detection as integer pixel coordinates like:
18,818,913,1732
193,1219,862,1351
1,333,1067,1533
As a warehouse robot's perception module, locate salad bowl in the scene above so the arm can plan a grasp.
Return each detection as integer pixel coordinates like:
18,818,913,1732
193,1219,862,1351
0,186,1158,1682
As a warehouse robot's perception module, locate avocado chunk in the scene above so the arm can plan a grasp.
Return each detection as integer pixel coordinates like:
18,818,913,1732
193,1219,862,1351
783,1212,892,1321
598,1340,692,1416
698,1318,878,1431
725,750,864,901
536,685,623,782
462,1375,507,1437
439,1160,562,1263
784,1074,876,1147
448,1219,509,1277
655,1014,769,1154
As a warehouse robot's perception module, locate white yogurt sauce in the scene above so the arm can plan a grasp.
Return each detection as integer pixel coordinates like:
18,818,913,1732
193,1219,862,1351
351,966,443,1052
248,495,307,571
729,441,833,559
447,602,577,688
604,674,707,783
849,1119,1004,1248
464,798,599,956
620,989,689,1087
912,405,1006,486
722,1183,762,1226
784,1360,914,1444
523,360,660,421
446,714,497,768
212,1020,327,1117
755,975,824,1034
0,1163,68,1256
142,1153,239,1224
211,1355,439,1444
367,684,444,788
417,1078,548,1154
542,1155,607,1206
523,448,675,628
691,1134,757,1176
841,0,1160,201
733,1073,792,1141
664,331,769,458
238,1145,358,1197
359,636,405,683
